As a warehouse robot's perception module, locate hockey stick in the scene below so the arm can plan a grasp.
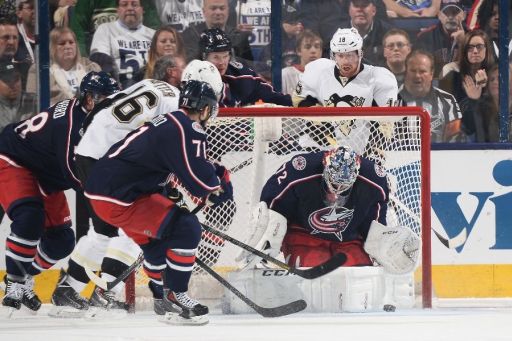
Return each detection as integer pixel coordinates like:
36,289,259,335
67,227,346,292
85,251,144,291
201,223,347,279
195,257,307,317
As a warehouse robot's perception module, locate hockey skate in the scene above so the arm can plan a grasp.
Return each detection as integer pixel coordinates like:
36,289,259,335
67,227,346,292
2,275,41,315
89,286,129,311
159,290,209,325
49,270,90,318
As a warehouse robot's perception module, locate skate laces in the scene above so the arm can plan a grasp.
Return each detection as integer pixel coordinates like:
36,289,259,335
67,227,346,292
23,276,37,299
5,280,24,300
174,292,199,308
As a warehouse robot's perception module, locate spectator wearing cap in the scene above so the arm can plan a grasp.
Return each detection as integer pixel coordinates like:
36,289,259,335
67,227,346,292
14,0,35,90
416,0,467,78
181,0,253,63
333,0,393,65
383,0,441,18
382,28,412,87
0,62,31,132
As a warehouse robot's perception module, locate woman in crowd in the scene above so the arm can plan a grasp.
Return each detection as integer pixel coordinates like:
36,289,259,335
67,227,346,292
138,25,186,80
439,29,495,141
26,27,100,105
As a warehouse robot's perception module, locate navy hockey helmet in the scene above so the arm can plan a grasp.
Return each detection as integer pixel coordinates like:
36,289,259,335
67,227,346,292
322,146,361,194
200,28,232,57
179,80,219,121
79,71,120,104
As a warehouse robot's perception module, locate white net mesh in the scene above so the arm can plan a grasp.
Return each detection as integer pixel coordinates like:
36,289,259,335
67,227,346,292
132,107,429,309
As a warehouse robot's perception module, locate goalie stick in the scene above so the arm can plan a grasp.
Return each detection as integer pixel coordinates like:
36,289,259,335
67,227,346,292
201,223,347,279
195,258,307,317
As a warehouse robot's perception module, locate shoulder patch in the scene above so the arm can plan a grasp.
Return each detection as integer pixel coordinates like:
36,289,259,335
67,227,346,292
230,61,243,69
192,121,205,134
292,156,307,171
374,164,386,177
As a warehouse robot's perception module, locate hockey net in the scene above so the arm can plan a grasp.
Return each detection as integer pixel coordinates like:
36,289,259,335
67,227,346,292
127,106,432,310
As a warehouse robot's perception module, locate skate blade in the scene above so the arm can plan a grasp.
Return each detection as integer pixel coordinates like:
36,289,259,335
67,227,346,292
48,306,128,319
0,305,38,318
48,305,89,318
159,312,209,326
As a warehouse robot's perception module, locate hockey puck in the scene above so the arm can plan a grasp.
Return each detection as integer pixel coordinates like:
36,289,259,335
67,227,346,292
383,304,396,312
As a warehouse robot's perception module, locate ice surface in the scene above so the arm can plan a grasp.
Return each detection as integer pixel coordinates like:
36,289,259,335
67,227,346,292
0,300,511,341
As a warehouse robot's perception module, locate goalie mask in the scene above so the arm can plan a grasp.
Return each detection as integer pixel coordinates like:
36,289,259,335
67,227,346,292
323,146,361,195
179,80,219,124
181,59,224,100
79,71,120,105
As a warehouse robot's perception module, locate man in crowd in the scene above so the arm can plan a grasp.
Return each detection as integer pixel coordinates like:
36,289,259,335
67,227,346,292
382,29,412,87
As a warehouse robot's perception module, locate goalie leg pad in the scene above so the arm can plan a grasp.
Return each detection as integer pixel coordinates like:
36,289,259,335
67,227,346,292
364,220,420,275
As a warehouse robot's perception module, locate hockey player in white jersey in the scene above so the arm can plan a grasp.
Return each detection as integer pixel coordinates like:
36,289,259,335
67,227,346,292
293,28,398,108
51,58,223,317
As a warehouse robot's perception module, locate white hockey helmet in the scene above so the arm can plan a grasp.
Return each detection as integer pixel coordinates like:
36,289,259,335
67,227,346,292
181,59,224,100
330,28,363,58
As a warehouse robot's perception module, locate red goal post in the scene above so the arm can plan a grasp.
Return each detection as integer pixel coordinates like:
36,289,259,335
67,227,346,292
127,106,432,310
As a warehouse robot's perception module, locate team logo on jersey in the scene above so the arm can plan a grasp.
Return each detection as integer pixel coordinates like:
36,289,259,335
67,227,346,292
308,205,354,241
325,94,365,107
292,156,306,170
295,81,302,95
230,61,243,69
374,164,386,177
192,122,205,134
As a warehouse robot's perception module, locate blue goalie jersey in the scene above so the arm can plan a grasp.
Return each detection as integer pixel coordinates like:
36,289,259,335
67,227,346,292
85,110,221,204
0,99,85,193
260,151,389,242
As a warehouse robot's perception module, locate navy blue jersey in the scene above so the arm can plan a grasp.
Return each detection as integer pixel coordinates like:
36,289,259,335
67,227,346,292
261,151,389,242
85,110,221,204
220,61,292,107
0,99,85,193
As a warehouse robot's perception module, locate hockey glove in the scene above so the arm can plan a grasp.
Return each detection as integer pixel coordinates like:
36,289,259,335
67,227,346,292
206,165,233,207
164,186,190,212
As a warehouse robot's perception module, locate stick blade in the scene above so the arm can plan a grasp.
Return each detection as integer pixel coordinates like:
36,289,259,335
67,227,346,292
256,299,307,318
293,253,347,279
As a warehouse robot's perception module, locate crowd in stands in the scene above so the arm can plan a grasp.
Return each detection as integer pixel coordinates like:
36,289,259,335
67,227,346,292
0,0,510,143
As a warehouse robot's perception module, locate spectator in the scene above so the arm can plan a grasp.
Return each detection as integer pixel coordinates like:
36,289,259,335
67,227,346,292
281,29,323,96
439,29,495,141
0,62,32,132
416,0,466,77
200,28,292,107
0,18,18,62
399,49,465,142
89,0,155,88
148,54,187,86
135,25,186,81
472,64,512,142
15,0,35,90
70,0,160,56
382,28,412,87
383,0,440,18
52,0,77,28
153,0,204,32
182,0,253,63
231,0,271,58
25,27,101,106
0,0,15,18
335,0,393,65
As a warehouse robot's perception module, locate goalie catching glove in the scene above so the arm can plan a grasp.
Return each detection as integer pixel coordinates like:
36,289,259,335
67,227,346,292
206,164,233,207
235,202,287,269
363,220,420,275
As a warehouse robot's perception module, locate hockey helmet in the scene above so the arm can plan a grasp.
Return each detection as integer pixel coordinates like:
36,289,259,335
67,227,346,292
79,71,120,104
181,60,223,100
179,80,219,122
200,28,232,57
322,146,361,194
330,28,363,57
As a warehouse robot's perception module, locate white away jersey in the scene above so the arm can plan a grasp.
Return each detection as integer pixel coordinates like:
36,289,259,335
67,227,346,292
90,20,155,85
154,0,204,32
295,58,398,107
75,79,180,160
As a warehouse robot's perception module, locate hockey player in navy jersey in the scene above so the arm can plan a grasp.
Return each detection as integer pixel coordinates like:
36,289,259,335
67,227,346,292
83,80,231,325
50,58,224,316
0,71,120,312
237,146,419,276
200,28,293,107
293,28,398,108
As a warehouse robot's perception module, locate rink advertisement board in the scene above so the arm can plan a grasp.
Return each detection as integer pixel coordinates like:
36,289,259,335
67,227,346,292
1,149,512,299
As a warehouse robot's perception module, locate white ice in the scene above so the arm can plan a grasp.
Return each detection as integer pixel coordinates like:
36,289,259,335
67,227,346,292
1,299,511,341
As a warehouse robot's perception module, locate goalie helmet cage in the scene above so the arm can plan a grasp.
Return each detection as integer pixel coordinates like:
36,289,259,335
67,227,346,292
125,106,432,310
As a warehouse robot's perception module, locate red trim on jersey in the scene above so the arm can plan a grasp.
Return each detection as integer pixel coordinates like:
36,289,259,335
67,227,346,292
223,74,276,90
270,174,323,209
357,174,387,201
167,113,220,192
